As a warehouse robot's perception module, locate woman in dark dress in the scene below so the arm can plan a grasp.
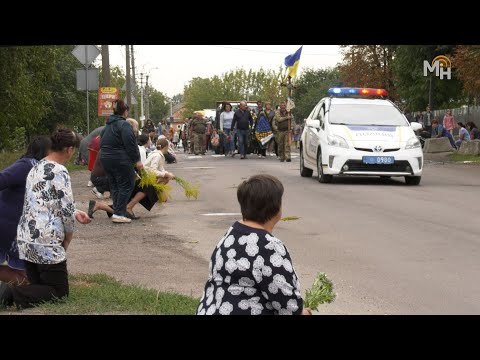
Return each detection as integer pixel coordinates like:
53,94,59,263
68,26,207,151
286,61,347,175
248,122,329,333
0,136,51,285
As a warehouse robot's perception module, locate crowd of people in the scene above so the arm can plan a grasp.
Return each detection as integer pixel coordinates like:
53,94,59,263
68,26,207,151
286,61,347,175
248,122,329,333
177,100,302,163
0,98,315,315
407,107,480,149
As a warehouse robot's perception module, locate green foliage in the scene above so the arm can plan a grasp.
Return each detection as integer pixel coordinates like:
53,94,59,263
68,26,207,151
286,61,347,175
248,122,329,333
449,153,480,163
338,45,397,100
175,176,199,200
0,150,23,171
183,68,287,116
8,273,199,315
149,88,169,122
0,46,57,149
393,45,463,111
37,46,93,135
294,67,340,122
304,272,336,311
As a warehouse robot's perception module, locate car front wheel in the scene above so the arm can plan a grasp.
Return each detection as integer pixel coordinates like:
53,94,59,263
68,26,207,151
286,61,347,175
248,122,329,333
317,149,333,183
300,147,313,177
405,176,421,185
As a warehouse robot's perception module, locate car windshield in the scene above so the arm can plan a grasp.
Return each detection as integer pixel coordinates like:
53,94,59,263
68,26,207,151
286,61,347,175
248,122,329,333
329,104,408,126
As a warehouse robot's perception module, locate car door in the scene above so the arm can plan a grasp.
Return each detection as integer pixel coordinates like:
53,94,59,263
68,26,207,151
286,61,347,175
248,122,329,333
306,102,323,161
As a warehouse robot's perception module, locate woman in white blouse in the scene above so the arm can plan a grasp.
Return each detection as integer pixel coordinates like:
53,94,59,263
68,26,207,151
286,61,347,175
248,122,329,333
144,138,175,183
0,129,91,309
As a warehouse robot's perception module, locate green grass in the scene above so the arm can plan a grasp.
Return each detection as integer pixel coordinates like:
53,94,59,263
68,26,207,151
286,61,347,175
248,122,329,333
64,150,87,172
0,149,85,172
0,150,23,170
6,273,199,315
448,153,480,163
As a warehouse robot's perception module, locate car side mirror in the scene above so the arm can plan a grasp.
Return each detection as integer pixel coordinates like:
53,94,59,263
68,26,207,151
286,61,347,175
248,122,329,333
306,119,321,129
410,122,422,132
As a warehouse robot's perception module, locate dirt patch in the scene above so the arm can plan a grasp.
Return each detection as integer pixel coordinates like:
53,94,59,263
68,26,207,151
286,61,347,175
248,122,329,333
68,170,208,299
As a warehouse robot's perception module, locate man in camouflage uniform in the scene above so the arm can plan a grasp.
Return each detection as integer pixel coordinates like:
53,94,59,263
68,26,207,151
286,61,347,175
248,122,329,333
192,113,206,155
273,101,292,162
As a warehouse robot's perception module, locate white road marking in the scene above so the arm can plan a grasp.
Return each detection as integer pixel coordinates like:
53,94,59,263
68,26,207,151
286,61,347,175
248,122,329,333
176,166,215,169
201,213,241,216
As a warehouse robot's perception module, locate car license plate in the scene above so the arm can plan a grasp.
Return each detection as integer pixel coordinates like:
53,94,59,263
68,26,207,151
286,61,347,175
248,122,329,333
362,156,394,165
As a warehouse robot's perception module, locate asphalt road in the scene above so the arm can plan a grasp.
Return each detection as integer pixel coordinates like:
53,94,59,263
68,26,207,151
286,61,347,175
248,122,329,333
163,149,480,314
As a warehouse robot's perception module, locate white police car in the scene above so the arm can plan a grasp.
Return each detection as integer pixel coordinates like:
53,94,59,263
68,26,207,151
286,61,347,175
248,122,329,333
300,87,424,185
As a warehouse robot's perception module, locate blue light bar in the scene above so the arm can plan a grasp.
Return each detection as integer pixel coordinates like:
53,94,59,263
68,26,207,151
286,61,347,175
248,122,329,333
328,88,359,95
327,87,389,97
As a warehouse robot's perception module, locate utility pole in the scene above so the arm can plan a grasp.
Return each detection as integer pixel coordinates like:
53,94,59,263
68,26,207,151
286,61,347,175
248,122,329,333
428,75,433,111
145,75,150,121
140,73,145,129
130,45,138,120
85,46,90,134
125,45,131,108
101,45,110,86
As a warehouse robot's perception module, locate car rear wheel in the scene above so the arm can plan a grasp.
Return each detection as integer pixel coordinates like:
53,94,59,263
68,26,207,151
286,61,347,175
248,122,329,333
317,149,333,183
405,176,421,185
300,147,313,177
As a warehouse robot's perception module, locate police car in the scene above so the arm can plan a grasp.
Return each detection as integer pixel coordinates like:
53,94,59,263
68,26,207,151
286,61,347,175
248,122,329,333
299,87,424,185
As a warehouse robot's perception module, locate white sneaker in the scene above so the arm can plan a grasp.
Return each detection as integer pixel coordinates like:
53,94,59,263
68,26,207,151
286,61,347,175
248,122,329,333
87,180,93,187
91,187,104,199
111,214,131,223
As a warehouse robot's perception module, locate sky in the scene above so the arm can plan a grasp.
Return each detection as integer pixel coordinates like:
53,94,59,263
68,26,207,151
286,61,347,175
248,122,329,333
105,45,343,98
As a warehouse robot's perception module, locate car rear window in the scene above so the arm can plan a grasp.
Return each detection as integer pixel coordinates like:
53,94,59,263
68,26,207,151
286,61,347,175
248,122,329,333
329,104,409,126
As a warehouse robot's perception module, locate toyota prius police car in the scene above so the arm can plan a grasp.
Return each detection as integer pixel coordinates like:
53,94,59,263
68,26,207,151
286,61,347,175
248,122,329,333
300,87,424,185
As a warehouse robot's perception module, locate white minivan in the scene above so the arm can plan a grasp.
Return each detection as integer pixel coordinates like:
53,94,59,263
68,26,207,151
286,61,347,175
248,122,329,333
300,87,424,185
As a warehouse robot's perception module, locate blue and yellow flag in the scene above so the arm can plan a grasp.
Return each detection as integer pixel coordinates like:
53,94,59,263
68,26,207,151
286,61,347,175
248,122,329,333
284,46,303,77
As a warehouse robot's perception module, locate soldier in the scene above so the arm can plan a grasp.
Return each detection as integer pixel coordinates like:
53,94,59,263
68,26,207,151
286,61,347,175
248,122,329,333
273,101,291,162
192,113,206,155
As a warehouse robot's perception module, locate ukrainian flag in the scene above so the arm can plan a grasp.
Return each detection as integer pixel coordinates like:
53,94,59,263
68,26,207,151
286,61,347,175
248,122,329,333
284,46,303,77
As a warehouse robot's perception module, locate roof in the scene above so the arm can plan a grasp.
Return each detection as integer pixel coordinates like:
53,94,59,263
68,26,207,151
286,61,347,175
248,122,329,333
329,98,394,107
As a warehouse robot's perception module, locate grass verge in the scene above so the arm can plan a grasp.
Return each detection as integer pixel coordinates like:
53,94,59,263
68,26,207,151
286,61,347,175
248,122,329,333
3,273,199,315
0,150,85,172
0,150,23,170
448,153,480,163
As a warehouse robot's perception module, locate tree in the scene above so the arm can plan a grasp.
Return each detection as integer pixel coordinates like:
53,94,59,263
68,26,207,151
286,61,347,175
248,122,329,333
393,45,463,111
452,45,480,102
149,89,169,122
293,67,340,122
172,93,184,104
38,45,92,135
0,46,58,150
183,68,286,116
338,45,397,100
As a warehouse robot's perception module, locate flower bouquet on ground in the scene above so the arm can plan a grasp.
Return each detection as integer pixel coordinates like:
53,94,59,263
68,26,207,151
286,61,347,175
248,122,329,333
138,169,172,203
174,176,200,200
304,272,336,312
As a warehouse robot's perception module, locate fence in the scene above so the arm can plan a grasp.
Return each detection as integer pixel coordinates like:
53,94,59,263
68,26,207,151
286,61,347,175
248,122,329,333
414,105,480,136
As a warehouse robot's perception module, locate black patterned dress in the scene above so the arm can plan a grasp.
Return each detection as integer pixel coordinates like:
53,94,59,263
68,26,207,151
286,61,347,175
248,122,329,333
197,222,304,315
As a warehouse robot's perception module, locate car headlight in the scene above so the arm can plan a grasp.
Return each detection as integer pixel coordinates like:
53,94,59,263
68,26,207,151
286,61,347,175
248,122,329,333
405,137,421,149
327,134,349,148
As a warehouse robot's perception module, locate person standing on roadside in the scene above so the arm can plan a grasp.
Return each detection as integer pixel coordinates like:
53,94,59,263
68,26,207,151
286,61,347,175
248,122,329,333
443,109,456,136
100,100,143,224
273,101,292,162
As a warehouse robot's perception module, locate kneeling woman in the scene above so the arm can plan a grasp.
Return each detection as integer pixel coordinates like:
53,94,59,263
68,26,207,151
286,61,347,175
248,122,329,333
89,138,175,220
0,129,91,309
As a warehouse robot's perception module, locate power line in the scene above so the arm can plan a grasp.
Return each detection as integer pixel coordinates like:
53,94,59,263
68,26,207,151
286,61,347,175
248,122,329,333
208,45,339,56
